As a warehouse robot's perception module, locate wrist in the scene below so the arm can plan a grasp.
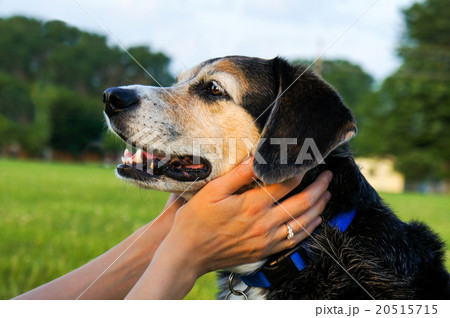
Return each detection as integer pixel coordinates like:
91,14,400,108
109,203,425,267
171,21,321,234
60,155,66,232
142,208,176,249
125,230,200,299
163,227,204,278
109,212,176,280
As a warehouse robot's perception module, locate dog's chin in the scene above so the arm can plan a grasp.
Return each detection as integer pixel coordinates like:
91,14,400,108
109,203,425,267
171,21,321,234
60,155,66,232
115,165,210,194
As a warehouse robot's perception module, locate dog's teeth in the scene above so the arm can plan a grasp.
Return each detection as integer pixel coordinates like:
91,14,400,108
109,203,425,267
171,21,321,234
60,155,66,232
126,157,133,165
135,149,143,164
124,148,132,158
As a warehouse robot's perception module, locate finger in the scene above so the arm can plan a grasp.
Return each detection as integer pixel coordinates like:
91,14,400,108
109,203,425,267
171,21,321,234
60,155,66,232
275,188,331,225
270,216,322,254
207,156,256,197
273,171,332,222
286,192,329,233
252,174,304,204
272,190,327,242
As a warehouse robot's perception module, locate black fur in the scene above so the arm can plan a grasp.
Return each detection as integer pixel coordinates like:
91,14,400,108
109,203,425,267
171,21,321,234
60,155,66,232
253,57,357,184
265,145,449,299
219,56,449,299
224,56,279,130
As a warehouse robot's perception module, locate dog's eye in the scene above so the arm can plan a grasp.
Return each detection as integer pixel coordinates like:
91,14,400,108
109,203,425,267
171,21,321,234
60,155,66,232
208,81,227,96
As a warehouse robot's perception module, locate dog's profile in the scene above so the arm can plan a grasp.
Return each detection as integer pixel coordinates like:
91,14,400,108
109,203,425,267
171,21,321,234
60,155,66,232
103,56,450,299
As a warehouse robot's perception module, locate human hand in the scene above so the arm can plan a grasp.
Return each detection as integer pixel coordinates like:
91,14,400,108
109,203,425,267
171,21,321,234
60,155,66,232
126,157,332,299
168,157,332,277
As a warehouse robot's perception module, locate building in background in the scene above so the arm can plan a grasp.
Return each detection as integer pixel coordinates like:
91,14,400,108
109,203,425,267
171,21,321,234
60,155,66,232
356,157,405,193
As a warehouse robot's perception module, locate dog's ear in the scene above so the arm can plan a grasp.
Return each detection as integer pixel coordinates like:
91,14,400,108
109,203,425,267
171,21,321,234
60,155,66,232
253,57,357,184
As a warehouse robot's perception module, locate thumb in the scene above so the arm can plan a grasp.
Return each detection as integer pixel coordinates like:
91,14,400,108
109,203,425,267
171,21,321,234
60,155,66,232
211,156,256,197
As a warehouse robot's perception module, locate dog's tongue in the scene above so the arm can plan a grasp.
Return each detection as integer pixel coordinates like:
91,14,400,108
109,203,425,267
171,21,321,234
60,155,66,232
168,155,205,170
184,164,204,169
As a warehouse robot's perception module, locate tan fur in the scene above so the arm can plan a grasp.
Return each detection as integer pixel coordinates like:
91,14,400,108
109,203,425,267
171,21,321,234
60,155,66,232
169,60,259,171
108,57,262,197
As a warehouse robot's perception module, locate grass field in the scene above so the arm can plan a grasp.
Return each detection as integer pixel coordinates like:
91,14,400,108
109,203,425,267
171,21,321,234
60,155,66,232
0,159,449,299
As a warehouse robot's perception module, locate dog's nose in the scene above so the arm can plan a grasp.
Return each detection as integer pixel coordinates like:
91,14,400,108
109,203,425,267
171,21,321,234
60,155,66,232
103,87,139,117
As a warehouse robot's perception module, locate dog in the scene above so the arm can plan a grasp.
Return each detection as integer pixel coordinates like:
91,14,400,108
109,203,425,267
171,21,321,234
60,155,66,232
103,56,450,299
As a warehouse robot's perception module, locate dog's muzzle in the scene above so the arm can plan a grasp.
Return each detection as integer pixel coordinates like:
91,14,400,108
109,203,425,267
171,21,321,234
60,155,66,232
103,87,139,117
118,148,212,182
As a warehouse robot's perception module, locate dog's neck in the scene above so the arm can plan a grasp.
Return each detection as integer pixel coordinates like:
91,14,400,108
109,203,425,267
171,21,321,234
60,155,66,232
297,144,380,220
179,144,377,214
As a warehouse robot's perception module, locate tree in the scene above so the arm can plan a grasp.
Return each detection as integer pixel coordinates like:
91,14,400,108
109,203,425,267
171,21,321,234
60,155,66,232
45,87,103,155
0,16,175,157
0,76,35,125
0,16,45,80
0,72,51,155
124,46,174,87
292,58,374,111
357,0,450,182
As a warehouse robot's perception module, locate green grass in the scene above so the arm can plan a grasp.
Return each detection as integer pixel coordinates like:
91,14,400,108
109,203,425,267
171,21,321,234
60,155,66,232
380,192,450,270
0,159,217,299
0,159,448,299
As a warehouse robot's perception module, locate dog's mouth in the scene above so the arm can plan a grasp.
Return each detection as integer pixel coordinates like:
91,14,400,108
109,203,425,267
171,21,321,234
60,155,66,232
116,148,212,182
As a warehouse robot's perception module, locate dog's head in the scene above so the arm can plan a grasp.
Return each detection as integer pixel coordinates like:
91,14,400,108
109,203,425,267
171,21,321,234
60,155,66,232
104,56,356,196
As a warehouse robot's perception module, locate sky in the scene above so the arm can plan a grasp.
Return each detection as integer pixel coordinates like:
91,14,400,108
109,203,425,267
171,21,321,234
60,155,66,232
0,0,415,81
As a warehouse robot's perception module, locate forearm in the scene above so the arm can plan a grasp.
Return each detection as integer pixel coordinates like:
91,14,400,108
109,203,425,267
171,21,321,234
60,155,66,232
14,213,173,300
125,230,199,300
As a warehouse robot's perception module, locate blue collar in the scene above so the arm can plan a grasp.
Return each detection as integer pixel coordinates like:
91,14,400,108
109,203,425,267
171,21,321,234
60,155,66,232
237,207,357,288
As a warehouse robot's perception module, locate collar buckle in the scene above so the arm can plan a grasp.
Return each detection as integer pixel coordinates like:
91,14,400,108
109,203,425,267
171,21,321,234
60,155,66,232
225,273,249,300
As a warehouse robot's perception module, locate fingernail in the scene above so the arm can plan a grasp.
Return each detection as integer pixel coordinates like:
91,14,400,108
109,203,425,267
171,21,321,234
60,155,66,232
325,191,331,201
315,216,322,225
325,171,333,182
242,156,252,165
